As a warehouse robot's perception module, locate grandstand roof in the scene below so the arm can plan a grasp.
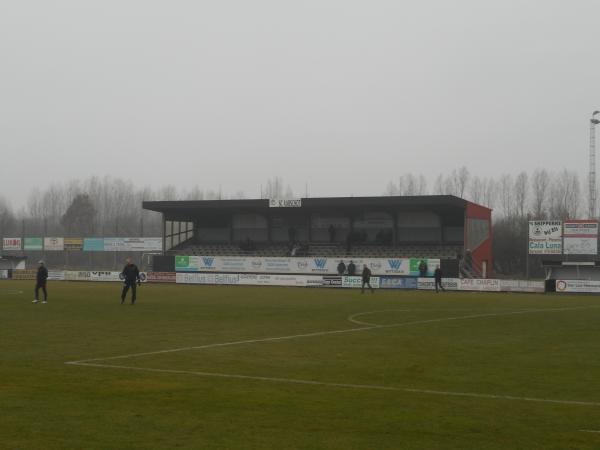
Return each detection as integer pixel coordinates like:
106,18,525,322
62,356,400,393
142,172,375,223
143,195,483,219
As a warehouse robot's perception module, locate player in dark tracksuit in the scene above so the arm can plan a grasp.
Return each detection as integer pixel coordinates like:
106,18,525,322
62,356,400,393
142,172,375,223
361,264,374,294
121,258,141,305
33,260,48,304
434,266,445,293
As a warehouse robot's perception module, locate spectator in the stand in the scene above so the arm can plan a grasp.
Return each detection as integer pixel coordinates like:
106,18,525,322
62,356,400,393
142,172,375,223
240,237,256,252
465,250,473,272
434,266,445,293
361,264,374,294
337,260,346,275
418,259,428,277
347,260,356,276
360,230,367,243
328,224,335,242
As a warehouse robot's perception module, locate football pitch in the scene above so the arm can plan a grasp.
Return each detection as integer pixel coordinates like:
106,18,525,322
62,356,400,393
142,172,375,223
2,281,600,450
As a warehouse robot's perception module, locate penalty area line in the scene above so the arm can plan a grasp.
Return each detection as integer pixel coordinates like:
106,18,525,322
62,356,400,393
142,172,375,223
66,361,600,408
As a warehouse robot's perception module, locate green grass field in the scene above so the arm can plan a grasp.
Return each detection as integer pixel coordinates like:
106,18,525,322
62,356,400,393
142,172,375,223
2,280,600,450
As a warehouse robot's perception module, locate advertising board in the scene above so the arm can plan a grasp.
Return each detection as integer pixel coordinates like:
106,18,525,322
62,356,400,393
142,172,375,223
341,276,381,289
175,272,323,287
176,272,241,285
47,271,66,281
64,271,148,282
44,237,64,251
269,199,302,208
24,237,43,251
458,278,501,292
83,238,105,251
2,238,22,251
417,277,460,291
11,270,37,280
379,277,418,289
147,272,176,283
174,255,440,277
321,276,343,287
563,221,598,255
528,220,562,255
64,238,83,251
103,237,162,252
499,280,545,293
555,279,600,293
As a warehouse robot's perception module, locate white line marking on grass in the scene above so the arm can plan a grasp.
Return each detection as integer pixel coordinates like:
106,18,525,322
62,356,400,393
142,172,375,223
347,309,411,326
579,430,600,433
67,361,600,407
66,305,600,364
0,289,24,295
65,305,600,407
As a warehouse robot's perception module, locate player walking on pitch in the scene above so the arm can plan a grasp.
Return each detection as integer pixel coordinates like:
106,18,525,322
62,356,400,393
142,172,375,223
434,266,445,293
361,264,374,294
33,260,48,304
121,257,141,305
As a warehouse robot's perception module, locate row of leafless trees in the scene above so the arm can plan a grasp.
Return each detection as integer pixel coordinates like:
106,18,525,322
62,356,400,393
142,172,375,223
385,167,586,277
385,167,583,220
0,176,292,239
0,170,588,276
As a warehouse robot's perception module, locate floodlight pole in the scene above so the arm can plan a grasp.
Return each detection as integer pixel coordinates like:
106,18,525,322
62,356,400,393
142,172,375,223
589,111,600,219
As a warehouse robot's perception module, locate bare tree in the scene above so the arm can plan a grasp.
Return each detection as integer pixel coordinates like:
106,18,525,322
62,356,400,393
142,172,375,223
264,177,294,199
468,176,483,204
514,172,528,218
530,169,549,219
0,196,16,237
385,181,398,196
453,166,470,198
549,169,580,219
498,174,513,218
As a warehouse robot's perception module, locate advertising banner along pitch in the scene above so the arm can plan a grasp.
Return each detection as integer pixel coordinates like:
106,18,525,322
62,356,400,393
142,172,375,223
175,256,440,277
556,279,600,293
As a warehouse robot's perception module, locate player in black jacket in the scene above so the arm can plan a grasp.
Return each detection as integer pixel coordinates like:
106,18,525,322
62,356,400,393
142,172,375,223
33,260,48,304
434,266,445,293
361,264,374,294
121,258,141,305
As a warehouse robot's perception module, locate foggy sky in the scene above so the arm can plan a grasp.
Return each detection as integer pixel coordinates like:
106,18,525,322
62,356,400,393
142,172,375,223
1,0,598,207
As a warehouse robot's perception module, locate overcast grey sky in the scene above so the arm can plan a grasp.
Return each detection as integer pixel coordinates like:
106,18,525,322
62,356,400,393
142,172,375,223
1,0,598,206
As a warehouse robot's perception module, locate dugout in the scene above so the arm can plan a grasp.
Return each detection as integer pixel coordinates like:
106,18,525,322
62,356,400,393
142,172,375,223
143,195,493,277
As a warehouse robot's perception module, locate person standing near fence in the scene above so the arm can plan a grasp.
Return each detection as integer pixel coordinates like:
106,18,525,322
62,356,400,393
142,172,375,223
33,260,48,304
121,257,141,305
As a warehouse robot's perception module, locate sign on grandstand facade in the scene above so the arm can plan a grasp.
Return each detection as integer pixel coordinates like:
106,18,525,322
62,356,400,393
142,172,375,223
269,199,302,208
528,220,562,255
563,220,598,255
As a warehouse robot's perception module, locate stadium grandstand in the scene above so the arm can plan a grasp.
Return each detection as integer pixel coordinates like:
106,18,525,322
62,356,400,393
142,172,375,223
143,195,492,278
